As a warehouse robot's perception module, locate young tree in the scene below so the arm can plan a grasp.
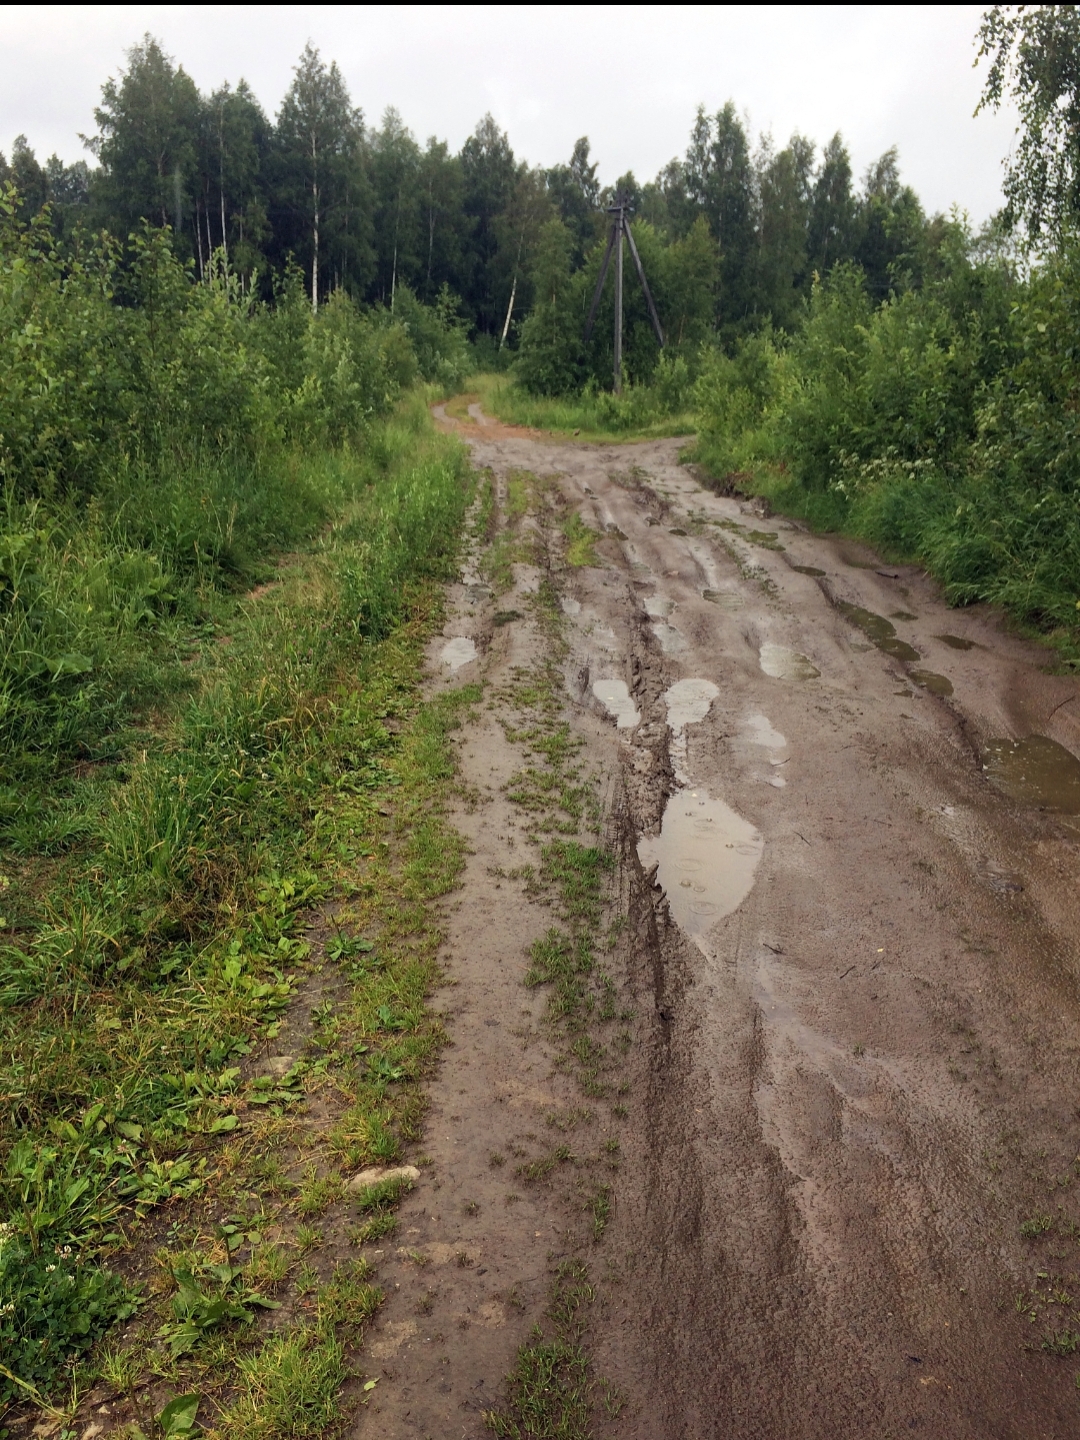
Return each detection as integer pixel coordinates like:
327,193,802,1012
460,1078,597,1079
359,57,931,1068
492,167,555,346
273,43,369,310
197,81,272,280
417,137,466,302
514,217,583,393
663,213,720,348
700,103,757,334
88,34,202,250
754,134,814,327
855,147,927,299
7,137,48,218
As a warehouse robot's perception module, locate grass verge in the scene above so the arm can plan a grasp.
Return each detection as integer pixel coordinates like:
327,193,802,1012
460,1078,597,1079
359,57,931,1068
0,396,475,1435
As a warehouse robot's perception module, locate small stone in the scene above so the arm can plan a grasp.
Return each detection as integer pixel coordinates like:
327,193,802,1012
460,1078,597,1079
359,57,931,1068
347,1164,421,1192
261,1055,295,1077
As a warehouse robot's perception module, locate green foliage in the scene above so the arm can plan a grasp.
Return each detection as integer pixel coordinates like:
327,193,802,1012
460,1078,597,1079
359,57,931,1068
693,219,1080,655
391,282,471,389
978,5,1080,242
211,1326,347,1439
0,194,443,794
514,219,583,396
0,1227,135,1405
159,1263,279,1358
0,344,468,1402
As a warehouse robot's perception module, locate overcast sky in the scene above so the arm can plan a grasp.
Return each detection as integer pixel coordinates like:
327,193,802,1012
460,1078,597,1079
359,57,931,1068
1,4,1017,223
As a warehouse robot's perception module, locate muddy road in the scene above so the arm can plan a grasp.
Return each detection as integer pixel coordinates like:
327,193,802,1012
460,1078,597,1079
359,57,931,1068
356,410,1080,1438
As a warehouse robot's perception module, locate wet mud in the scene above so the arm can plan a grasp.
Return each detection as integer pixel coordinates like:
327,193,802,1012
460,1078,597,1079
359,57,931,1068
982,734,1080,813
357,405,1080,1439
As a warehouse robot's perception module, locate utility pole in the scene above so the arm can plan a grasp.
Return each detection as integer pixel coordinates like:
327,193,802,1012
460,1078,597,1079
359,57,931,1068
585,190,664,395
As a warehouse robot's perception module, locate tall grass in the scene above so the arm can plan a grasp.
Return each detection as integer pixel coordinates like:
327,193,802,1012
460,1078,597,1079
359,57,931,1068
476,370,695,440
0,405,469,1404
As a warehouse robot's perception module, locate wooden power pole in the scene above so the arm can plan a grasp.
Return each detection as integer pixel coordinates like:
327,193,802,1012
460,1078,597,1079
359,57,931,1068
584,190,664,394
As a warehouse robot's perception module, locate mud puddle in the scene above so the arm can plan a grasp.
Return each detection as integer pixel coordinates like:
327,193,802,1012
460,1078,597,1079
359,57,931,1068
759,642,819,681
936,632,976,650
652,621,686,655
837,600,920,661
982,734,1080,812
702,588,742,609
439,635,477,670
791,564,826,576
911,667,953,696
639,787,763,944
664,677,720,734
592,677,641,728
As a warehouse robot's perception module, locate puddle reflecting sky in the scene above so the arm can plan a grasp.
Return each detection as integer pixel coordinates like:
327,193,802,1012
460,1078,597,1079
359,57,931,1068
440,637,477,671
639,787,764,945
592,678,640,729
664,678,719,734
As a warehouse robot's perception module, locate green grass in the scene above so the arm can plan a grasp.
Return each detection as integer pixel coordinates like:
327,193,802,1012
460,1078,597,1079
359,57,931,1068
0,396,475,1421
484,1261,596,1439
468,372,695,442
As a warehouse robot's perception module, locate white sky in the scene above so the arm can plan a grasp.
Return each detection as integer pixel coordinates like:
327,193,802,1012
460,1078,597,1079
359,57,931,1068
1,4,1017,223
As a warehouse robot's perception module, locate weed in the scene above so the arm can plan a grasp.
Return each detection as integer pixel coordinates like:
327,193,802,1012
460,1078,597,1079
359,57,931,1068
484,1261,596,1439
97,1343,141,1395
294,1227,323,1255
517,1145,574,1183
587,1186,612,1241
1043,1329,1080,1357
208,1325,347,1440
563,513,599,568
296,1169,344,1218
1021,1215,1054,1238
349,1212,398,1245
248,1244,290,1289
351,1173,415,1213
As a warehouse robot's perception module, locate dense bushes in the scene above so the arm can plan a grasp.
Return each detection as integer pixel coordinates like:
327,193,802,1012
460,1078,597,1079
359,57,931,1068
691,226,1080,650
0,186,468,784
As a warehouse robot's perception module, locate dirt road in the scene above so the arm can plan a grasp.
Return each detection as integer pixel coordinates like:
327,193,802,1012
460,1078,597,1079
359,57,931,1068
356,410,1080,1438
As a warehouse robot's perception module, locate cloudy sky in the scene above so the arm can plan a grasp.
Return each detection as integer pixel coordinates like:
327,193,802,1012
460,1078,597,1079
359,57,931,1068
1,4,1017,222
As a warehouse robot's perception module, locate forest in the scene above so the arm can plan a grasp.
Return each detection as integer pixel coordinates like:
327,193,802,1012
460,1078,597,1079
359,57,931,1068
1,4,1079,1423
5,23,1079,665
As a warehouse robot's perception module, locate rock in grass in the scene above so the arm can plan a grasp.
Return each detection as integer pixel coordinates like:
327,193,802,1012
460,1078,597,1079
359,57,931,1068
261,1054,296,1077
347,1164,420,1193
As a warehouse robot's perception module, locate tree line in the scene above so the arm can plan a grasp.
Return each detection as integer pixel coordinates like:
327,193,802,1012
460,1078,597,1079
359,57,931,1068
2,32,946,356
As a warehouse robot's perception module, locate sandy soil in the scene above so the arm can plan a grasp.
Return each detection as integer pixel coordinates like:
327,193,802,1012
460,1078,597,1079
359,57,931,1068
355,411,1080,1438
